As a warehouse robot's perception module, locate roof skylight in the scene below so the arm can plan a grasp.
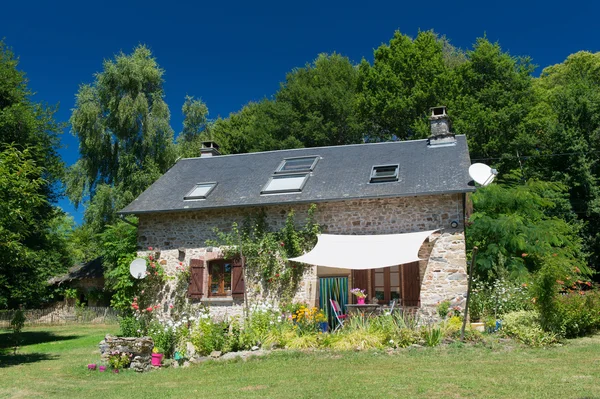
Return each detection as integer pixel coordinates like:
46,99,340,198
370,165,399,183
275,156,318,174
184,182,216,200
262,174,309,194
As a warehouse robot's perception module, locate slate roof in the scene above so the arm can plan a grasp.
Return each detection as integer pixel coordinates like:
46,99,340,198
48,257,104,285
120,135,474,215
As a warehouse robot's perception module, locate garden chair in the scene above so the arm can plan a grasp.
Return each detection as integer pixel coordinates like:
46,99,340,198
329,299,347,332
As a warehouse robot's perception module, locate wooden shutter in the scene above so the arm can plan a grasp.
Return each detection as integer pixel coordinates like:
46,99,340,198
352,270,369,304
402,262,421,307
231,258,245,299
188,259,205,299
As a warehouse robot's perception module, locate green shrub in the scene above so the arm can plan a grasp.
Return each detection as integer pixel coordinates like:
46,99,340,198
556,291,600,338
148,321,176,357
190,317,228,355
437,301,451,319
501,310,560,347
469,276,532,321
422,325,443,347
392,328,419,348
118,315,142,337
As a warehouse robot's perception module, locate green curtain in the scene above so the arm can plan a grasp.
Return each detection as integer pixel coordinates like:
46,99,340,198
319,277,348,328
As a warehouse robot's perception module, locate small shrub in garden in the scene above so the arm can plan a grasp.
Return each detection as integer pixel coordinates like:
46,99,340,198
118,315,142,337
556,290,600,338
437,301,451,319
422,325,443,347
10,308,26,355
108,350,132,370
501,310,560,347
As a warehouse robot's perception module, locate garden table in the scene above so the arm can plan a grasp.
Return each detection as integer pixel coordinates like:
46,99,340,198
345,304,381,317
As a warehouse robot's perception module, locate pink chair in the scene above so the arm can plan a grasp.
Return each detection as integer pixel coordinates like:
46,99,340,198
330,299,348,332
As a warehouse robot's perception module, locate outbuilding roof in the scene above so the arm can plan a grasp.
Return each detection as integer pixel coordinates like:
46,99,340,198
119,136,474,215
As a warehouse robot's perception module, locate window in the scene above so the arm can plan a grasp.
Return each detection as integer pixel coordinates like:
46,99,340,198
209,260,232,296
262,173,309,194
372,266,401,304
275,156,318,174
370,164,399,183
184,182,216,200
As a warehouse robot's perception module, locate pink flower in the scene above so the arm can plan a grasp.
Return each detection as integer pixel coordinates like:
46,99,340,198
148,246,153,250
169,304,174,309
146,307,153,312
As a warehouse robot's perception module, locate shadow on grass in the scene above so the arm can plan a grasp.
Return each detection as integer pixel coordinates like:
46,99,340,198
0,352,57,368
0,331,80,350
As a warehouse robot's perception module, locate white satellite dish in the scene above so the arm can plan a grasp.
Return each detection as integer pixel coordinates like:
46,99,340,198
469,163,498,186
129,258,147,279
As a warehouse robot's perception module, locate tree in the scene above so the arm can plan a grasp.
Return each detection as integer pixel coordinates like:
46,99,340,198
356,30,452,141
448,38,535,168
524,51,600,268
213,53,362,154
467,176,587,281
176,95,210,159
67,45,177,232
0,41,68,308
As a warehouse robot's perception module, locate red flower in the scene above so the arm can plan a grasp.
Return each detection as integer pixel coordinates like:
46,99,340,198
179,262,183,266
586,281,592,287
275,273,280,278
154,272,158,276
169,304,174,309
146,307,153,312
280,242,285,247
149,255,154,261
148,247,153,251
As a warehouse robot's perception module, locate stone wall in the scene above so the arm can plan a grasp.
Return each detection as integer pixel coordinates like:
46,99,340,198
99,335,154,372
137,194,468,319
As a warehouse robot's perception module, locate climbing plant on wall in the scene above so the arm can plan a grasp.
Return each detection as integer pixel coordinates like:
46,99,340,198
208,204,320,302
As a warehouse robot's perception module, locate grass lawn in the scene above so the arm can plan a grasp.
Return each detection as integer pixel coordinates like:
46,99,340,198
1,325,600,399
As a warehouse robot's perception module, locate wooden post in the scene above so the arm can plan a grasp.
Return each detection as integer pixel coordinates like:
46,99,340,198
460,246,478,341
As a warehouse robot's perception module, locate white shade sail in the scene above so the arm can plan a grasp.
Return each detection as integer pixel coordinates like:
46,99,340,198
289,230,439,270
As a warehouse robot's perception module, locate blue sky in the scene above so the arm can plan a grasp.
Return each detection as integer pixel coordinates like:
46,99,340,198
2,0,599,224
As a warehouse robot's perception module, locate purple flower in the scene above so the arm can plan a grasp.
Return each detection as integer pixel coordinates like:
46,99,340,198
99,366,107,372
87,364,97,370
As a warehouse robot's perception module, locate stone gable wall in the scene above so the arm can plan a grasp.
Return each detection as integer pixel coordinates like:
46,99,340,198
137,194,468,320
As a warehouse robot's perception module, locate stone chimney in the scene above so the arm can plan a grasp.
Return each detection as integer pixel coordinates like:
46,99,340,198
200,141,220,157
428,106,455,146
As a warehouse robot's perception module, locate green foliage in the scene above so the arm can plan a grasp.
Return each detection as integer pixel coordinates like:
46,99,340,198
107,350,132,369
118,315,142,337
468,179,587,280
176,95,211,158
210,205,320,301
468,275,532,321
98,218,138,312
422,325,443,347
212,53,362,154
556,291,600,338
10,308,26,354
501,310,560,347
437,300,451,319
68,45,177,233
357,30,452,141
190,316,227,356
148,321,176,356
0,41,68,309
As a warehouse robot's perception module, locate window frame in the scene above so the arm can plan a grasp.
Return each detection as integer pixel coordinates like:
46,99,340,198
261,173,309,194
208,259,232,297
371,266,402,305
184,182,217,200
369,164,399,183
274,156,319,174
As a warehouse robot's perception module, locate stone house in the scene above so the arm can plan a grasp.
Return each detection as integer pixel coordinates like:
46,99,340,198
120,107,474,319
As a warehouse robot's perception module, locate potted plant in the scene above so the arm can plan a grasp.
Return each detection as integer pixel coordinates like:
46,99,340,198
108,350,132,372
350,288,367,304
151,346,164,366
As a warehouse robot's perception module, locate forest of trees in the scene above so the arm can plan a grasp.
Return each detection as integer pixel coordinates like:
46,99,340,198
2,30,600,308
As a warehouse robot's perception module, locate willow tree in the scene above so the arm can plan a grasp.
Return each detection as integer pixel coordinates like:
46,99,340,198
67,45,176,232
